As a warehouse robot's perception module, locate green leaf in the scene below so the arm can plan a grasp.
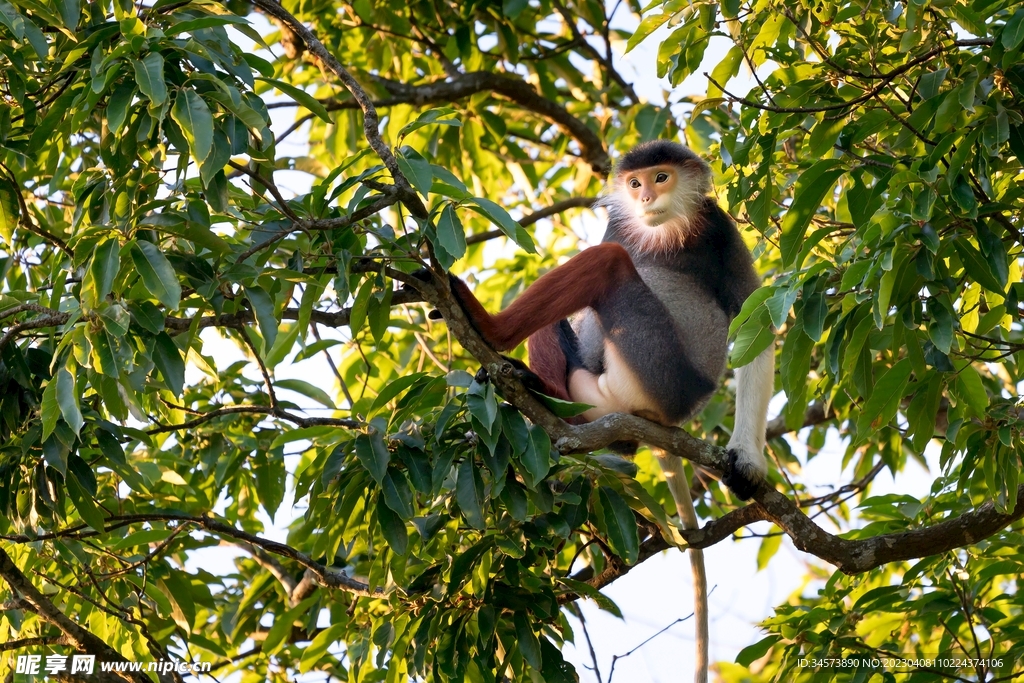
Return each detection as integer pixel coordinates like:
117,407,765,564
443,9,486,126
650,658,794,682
945,3,987,37
167,13,251,36
355,431,390,484
396,152,433,197
276,378,336,409
171,90,214,163
779,161,844,267
466,380,498,433
368,372,427,416
756,531,782,570
436,204,467,262
152,332,185,398
58,0,80,30
129,301,165,334
299,623,345,673
133,52,166,106
111,529,172,551
348,279,373,335
456,458,486,529
513,611,543,669
466,197,535,253
707,46,742,98
82,238,120,308
106,83,133,134
66,472,105,530
520,425,551,487
908,375,943,452
263,596,319,655
382,468,415,519
1003,9,1024,49
731,308,775,367
598,486,639,564
96,430,147,492
558,578,623,618
729,286,773,336
626,12,669,53
689,97,728,122
257,77,331,123
736,635,780,667
38,374,64,440
807,116,846,158
855,359,913,436
244,285,278,352
131,240,181,310
952,363,988,417
376,495,409,555
0,0,25,39
398,107,461,140
953,238,1006,294
54,366,83,436
0,181,20,245
535,394,593,418
367,285,393,344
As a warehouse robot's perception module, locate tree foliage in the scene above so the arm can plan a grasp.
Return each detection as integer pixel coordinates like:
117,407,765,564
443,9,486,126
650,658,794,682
0,0,1021,680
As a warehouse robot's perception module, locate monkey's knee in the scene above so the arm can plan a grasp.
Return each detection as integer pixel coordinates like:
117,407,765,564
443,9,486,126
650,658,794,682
568,369,621,421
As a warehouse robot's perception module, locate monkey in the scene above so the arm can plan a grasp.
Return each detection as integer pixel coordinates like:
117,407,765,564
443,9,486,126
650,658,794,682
431,140,775,683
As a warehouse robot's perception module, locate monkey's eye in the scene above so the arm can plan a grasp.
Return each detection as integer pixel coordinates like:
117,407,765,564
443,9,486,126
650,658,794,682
656,172,669,183
628,178,641,189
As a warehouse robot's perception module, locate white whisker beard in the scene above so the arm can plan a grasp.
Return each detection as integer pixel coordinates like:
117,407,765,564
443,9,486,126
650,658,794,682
602,169,709,254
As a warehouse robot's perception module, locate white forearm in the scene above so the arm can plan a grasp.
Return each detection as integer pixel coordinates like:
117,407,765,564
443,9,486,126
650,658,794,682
727,344,775,466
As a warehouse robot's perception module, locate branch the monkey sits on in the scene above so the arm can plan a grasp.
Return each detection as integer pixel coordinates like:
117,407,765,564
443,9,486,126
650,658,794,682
431,140,775,683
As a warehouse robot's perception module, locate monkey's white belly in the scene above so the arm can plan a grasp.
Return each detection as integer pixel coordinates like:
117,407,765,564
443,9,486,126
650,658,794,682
568,341,666,423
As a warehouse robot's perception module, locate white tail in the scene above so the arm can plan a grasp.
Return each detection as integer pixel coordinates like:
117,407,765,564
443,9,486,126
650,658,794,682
654,448,708,683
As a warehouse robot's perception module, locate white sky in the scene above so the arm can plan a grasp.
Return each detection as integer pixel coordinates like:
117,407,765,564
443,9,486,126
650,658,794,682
177,9,947,683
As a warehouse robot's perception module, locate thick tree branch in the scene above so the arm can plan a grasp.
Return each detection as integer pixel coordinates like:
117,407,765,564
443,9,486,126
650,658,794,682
273,71,612,174
369,71,610,174
0,313,70,353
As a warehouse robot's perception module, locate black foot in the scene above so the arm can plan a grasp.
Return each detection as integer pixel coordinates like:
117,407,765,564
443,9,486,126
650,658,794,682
557,319,584,371
607,440,639,456
410,267,434,283
722,448,762,501
418,272,462,321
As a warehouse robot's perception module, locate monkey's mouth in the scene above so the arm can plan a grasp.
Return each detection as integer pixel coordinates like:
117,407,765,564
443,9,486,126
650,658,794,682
639,209,668,225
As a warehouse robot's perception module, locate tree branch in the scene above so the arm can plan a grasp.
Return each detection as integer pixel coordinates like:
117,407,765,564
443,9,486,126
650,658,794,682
367,72,611,174
704,39,991,114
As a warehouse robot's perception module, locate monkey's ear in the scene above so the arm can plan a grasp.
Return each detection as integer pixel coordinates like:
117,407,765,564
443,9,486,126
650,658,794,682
428,309,443,320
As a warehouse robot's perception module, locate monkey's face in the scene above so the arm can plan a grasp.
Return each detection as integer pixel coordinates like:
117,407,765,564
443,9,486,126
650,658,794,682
621,166,681,227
